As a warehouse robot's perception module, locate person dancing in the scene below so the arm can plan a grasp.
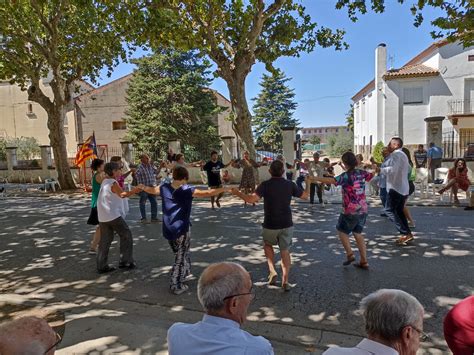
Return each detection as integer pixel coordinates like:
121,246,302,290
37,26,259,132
308,151,373,269
234,151,260,206
202,151,233,209
87,158,105,254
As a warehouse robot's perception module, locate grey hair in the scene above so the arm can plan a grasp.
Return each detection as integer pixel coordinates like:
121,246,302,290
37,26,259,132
361,289,424,341
197,262,246,312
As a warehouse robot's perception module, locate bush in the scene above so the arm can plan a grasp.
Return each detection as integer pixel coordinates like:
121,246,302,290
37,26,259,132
6,136,41,160
372,141,385,163
0,139,6,161
327,132,354,158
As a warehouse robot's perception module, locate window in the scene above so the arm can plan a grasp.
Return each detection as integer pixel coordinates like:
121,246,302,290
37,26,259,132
325,129,328,133
468,55,474,62
336,128,339,133
27,103,33,113
403,87,423,104
112,121,127,130
26,103,36,118
369,135,373,154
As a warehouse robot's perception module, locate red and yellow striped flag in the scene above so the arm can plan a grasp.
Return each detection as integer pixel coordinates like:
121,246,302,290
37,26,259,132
75,133,97,166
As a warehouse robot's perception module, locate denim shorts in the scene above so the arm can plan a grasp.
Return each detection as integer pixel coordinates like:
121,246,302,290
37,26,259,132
336,213,368,235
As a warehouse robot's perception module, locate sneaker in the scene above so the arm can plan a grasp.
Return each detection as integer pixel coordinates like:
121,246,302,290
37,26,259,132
396,235,414,245
140,218,149,224
282,283,291,292
150,218,160,223
97,265,116,274
118,261,137,270
171,284,189,295
88,248,97,255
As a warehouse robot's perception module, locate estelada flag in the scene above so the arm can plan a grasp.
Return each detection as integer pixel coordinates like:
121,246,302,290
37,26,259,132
75,133,98,166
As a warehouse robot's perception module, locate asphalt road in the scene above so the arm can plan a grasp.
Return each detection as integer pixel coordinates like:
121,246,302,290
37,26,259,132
0,195,472,354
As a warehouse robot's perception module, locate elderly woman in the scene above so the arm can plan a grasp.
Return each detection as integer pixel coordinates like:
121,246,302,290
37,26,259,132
323,289,426,354
438,158,471,205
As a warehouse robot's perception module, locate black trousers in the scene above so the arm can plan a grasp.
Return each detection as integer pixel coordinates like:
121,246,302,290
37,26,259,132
310,183,323,204
386,189,411,235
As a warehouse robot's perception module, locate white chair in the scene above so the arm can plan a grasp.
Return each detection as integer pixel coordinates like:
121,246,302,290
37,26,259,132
431,168,450,201
414,168,429,198
44,178,60,192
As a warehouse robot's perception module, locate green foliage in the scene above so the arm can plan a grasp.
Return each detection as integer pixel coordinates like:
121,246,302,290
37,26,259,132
309,136,321,145
372,141,385,164
252,70,299,151
335,0,473,47
6,137,41,160
345,104,354,132
125,49,221,157
0,139,6,161
327,132,354,158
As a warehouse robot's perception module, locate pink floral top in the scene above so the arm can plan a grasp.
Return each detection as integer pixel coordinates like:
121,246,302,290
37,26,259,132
335,169,373,215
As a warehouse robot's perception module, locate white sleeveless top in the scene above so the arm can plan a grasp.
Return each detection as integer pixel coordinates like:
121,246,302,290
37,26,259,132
97,178,129,222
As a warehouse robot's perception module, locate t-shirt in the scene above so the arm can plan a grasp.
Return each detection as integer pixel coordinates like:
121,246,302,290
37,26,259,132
203,160,225,187
414,150,427,167
334,169,373,215
427,146,443,159
160,183,196,240
255,177,303,229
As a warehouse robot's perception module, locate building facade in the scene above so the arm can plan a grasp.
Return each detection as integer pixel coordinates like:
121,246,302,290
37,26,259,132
0,78,93,155
301,125,349,143
353,40,474,157
71,74,239,157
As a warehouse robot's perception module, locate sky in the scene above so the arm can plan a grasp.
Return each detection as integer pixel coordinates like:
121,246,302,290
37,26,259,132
95,1,444,129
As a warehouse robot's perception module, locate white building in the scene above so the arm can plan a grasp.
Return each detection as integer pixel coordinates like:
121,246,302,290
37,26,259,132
353,40,474,157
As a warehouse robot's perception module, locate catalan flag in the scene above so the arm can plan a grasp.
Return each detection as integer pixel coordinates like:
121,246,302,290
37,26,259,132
75,133,98,166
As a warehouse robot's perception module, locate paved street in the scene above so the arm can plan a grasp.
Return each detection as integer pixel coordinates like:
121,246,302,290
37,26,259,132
0,194,473,354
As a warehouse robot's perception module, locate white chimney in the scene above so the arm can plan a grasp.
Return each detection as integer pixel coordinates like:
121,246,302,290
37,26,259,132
375,43,387,87
375,43,387,144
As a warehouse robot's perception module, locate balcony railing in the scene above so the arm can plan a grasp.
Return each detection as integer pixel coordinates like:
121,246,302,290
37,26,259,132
448,99,474,115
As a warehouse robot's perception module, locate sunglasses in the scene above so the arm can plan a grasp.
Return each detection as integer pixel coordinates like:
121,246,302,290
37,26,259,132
44,331,62,354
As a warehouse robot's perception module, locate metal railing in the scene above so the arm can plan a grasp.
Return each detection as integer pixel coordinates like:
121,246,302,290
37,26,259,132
448,99,473,115
442,128,474,159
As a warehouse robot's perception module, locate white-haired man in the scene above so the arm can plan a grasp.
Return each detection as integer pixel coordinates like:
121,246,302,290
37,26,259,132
167,262,274,354
0,316,60,354
323,289,427,355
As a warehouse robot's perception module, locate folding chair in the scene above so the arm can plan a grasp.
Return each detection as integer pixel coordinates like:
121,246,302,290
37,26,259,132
431,168,450,201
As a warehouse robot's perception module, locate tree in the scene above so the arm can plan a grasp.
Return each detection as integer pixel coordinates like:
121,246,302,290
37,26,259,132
309,136,321,146
345,104,354,132
6,137,41,160
0,139,6,162
137,1,471,159
252,70,299,151
372,141,385,164
125,49,221,157
139,1,347,158
0,1,132,189
327,132,354,158
336,0,473,47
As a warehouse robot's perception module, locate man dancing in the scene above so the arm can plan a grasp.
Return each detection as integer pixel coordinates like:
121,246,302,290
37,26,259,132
202,151,233,209
232,160,309,291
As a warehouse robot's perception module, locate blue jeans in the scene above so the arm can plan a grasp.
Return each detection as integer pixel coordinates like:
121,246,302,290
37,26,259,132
139,191,157,220
386,189,410,235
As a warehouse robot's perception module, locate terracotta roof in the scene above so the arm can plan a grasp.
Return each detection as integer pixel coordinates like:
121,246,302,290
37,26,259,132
383,64,439,80
352,39,449,102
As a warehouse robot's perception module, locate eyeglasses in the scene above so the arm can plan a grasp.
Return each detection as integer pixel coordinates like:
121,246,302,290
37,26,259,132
223,285,256,301
44,331,62,354
409,325,430,342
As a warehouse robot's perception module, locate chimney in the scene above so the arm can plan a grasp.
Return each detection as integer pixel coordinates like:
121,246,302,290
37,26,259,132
375,43,387,86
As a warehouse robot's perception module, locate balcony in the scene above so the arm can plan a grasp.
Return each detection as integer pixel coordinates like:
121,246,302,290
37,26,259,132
448,99,474,116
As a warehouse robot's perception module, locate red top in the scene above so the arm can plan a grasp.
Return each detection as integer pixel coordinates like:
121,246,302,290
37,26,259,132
448,167,470,191
444,296,474,355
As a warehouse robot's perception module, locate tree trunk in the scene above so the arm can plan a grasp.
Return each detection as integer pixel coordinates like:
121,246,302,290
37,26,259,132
226,75,256,159
47,106,76,190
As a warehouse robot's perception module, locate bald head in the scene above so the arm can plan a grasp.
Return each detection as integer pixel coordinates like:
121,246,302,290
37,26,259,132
198,262,248,313
0,316,56,354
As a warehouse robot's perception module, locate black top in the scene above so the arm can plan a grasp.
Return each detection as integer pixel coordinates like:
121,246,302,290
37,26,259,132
256,177,303,229
203,160,225,187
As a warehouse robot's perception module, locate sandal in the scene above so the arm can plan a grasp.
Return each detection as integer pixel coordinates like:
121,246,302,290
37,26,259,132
268,272,278,285
343,253,355,266
396,235,414,245
353,262,369,270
